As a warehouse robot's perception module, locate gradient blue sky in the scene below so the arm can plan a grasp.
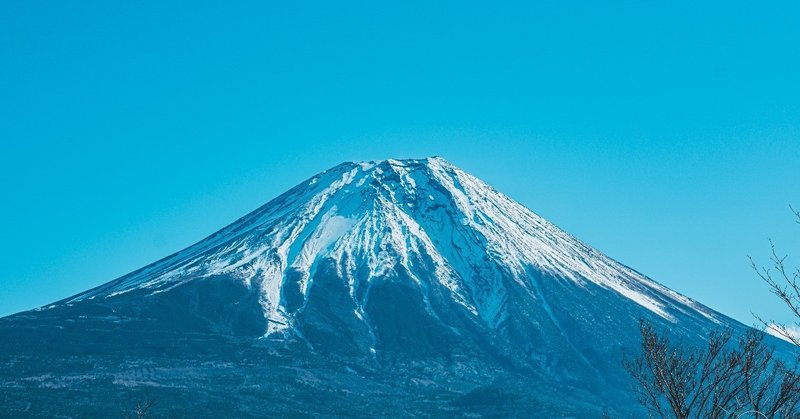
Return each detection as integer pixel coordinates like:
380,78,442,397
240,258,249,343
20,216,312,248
1,1,799,325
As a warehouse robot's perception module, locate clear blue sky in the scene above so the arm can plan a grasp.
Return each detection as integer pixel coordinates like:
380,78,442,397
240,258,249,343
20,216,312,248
1,1,798,326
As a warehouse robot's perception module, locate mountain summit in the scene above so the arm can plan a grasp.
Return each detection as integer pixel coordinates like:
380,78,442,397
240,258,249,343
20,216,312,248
0,157,744,416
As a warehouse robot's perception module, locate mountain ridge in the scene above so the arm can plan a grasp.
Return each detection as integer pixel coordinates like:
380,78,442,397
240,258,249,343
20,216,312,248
53,157,719,338
0,156,762,417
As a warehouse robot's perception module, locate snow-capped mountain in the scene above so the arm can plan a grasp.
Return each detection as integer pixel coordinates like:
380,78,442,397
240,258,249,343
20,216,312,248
68,157,715,335
0,157,751,417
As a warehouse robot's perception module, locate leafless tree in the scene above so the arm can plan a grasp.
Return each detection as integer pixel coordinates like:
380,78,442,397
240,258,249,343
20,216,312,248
623,320,800,418
120,398,155,419
751,205,800,346
625,207,800,418
738,332,800,417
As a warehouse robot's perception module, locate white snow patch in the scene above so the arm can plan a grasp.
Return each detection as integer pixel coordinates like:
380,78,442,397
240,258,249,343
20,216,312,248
767,323,800,344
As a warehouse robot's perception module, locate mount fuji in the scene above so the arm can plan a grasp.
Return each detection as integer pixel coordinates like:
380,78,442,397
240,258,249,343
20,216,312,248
0,157,755,417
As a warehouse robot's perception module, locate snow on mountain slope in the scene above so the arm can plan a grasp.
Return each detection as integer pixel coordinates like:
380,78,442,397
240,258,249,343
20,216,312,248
62,157,718,337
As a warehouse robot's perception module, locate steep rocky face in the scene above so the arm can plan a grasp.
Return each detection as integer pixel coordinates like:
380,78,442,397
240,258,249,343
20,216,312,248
0,157,750,417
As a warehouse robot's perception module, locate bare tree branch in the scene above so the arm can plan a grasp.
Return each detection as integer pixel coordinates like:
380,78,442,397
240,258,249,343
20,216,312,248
750,206,800,347
120,398,155,419
623,321,800,418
